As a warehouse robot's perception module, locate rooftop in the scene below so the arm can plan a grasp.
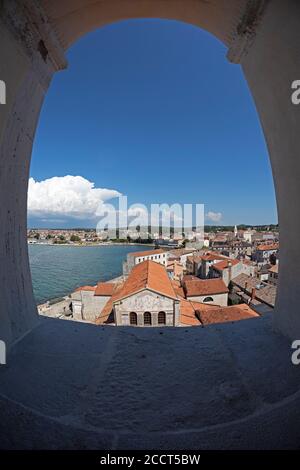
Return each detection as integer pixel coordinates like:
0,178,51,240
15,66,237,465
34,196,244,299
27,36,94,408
269,264,279,273
184,278,229,297
167,248,195,257
94,282,116,296
201,253,228,262
196,304,259,325
232,274,277,308
75,285,96,292
212,259,240,271
113,260,177,302
257,243,279,251
129,249,166,258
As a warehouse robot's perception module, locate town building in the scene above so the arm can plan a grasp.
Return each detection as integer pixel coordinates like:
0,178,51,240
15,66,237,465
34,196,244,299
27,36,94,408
183,278,229,306
209,259,242,286
198,252,228,278
230,273,276,315
268,263,279,285
253,243,279,265
71,259,259,328
166,248,196,269
186,255,203,277
106,260,181,327
123,248,167,276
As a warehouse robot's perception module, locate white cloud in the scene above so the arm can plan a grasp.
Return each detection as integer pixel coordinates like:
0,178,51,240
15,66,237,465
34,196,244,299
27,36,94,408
206,211,222,222
28,175,121,220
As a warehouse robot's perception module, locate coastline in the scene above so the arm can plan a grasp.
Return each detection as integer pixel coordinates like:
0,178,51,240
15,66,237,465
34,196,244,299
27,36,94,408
37,274,124,318
28,241,155,247
30,243,155,307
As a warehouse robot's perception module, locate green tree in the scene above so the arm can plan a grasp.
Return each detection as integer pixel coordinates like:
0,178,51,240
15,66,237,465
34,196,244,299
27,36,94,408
70,234,81,242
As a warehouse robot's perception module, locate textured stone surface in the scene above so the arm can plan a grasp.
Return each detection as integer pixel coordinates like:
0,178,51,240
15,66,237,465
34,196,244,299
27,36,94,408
1,0,299,349
1,0,300,450
1,315,300,449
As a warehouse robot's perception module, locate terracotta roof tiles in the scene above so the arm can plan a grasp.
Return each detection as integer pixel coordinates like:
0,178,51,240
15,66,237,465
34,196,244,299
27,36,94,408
184,278,228,297
128,249,166,258
94,282,116,296
75,285,96,292
196,304,258,325
113,260,177,302
212,259,240,271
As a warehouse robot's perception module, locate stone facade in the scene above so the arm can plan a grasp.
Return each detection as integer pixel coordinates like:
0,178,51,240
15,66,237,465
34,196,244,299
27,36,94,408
114,289,180,327
71,290,109,322
186,292,228,307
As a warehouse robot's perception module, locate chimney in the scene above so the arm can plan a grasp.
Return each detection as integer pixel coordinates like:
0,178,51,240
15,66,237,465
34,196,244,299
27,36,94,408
251,287,256,301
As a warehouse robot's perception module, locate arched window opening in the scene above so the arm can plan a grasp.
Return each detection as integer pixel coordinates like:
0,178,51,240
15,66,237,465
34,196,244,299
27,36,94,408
203,297,213,303
144,311,152,326
158,311,166,325
130,312,137,325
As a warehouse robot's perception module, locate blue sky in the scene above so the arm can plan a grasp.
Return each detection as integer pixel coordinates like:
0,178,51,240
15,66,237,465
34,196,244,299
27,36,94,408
29,19,277,228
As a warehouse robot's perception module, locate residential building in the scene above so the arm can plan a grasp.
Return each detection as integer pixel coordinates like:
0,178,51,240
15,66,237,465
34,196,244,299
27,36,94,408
199,252,228,278
268,263,279,285
183,278,229,306
253,243,279,265
71,281,121,322
167,248,196,269
209,259,243,286
72,262,259,328
123,248,167,275
230,273,276,314
186,255,203,277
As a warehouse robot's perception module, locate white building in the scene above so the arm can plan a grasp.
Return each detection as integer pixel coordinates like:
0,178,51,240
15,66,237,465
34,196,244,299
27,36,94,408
183,278,229,306
123,248,167,276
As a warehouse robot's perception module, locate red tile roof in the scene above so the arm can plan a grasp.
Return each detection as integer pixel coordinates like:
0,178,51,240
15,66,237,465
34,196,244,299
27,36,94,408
75,285,96,292
171,280,184,298
129,249,166,258
257,243,279,251
196,304,258,325
182,274,199,282
94,282,116,296
113,260,177,302
179,299,219,326
268,264,279,273
212,259,240,271
187,255,203,263
179,299,202,326
95,282,124,325
184,278,228,297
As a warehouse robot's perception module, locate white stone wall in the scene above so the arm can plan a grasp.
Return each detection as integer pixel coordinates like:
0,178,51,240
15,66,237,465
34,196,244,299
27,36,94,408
81,291,110,322
219,263,243,286
187,292,228,307
114,289,176,326
135,252,167,267
1,0,299,346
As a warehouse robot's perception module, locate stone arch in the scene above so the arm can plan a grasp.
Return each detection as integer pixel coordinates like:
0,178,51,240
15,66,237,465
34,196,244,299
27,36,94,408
0,0,299,347
158,311,166,325
129,312,137,326
144,311,152,326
